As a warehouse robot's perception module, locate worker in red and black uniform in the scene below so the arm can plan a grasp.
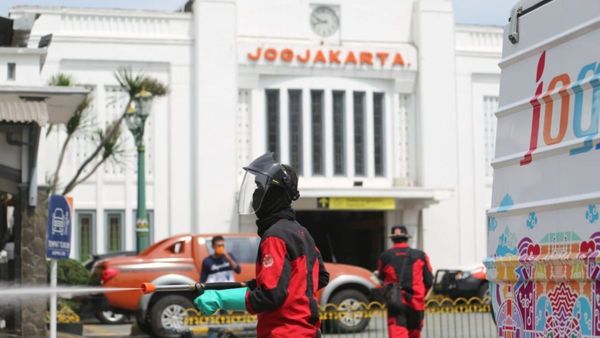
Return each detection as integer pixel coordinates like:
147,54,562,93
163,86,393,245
194,153,329,338
378,225,433,338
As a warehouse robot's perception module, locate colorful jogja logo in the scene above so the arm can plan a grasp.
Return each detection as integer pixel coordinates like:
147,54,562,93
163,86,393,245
521,51,600,165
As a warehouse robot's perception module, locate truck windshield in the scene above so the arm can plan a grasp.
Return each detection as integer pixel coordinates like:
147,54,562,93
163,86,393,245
206,237,259,263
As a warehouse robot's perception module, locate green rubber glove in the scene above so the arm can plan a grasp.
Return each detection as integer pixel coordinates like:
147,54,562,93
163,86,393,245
193,287,248,315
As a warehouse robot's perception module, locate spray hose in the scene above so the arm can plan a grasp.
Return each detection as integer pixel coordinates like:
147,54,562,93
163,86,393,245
140,282,244,295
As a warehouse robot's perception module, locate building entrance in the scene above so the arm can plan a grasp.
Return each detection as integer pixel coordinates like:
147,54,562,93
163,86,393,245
296,211,385,271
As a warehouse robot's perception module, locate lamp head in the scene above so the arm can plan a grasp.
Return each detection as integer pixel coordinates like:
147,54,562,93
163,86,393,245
135,88,153,118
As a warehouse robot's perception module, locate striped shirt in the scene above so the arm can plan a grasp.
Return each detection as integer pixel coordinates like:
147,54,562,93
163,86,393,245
200,254,241,283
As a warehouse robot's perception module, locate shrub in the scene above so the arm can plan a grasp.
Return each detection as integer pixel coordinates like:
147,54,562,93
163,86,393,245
47,259,91,314
47,258,90,285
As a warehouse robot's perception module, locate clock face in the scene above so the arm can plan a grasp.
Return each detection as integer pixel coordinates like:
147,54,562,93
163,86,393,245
310,6,339,37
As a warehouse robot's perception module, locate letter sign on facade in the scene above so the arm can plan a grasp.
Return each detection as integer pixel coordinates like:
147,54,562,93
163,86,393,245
244,46,409,70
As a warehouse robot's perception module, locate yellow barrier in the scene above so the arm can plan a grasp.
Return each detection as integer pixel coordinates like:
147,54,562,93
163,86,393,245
181,297,491,325
176,298,494,338
183,301,389,325
184,308,257,326
319,301,387,321
46,297,490,330
182,297,491,324
425,296,492,314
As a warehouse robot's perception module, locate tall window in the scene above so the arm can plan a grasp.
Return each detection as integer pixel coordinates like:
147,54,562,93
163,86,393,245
132,210,154,244
484,96,499,178
7,63,16,81
332,91,346,175
237,90,252,185
77,211,95,260
105,211,124,252
396,95,411,181
266,89,280,160
373,93,385,176
288,90,303,174
311,90,325,175
353,92,366,176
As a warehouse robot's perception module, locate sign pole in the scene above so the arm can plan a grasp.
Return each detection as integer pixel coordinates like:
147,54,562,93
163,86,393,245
50,259,57,338
46,194,72,338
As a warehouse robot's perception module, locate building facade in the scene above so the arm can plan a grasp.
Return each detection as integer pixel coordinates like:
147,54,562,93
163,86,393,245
9,0,503,270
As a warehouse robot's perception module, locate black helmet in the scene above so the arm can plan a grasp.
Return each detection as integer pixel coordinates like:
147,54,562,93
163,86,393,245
239,153,300,215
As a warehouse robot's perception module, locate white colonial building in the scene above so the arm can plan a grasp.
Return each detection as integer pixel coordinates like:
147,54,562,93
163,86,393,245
8,0,503,270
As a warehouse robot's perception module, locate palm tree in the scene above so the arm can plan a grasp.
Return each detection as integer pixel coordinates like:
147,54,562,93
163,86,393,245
47,69,168,195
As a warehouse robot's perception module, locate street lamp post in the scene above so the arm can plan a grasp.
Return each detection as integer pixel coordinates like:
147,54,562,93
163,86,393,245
125,88,153,252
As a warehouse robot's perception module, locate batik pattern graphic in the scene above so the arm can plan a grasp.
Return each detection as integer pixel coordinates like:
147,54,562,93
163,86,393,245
491,231,600,338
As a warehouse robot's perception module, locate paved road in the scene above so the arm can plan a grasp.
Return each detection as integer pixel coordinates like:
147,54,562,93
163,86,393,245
55,324,141,338
73,321,388,337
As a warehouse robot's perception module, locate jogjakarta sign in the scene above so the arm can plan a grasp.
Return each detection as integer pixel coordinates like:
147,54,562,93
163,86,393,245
241,44,415,70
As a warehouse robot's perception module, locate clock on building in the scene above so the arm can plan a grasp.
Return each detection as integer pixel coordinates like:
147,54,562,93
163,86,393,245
310,6,339,37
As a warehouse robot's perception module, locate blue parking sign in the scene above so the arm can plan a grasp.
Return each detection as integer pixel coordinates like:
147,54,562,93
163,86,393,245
46,195,71,259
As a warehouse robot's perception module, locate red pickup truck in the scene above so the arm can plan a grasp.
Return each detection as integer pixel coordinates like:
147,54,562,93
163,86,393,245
91,233,380,337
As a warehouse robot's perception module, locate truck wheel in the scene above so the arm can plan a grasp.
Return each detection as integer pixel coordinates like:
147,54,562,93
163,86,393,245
134,313,152,335
328,289,370,333
150,295,194,338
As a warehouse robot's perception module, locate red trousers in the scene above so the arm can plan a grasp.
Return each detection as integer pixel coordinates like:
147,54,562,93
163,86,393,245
387,309,424,338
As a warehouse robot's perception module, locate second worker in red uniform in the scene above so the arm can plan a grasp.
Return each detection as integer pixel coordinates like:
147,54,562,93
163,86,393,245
378,225,433,338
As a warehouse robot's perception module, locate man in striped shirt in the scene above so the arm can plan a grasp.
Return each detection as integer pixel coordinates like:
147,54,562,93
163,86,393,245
200,236,241,283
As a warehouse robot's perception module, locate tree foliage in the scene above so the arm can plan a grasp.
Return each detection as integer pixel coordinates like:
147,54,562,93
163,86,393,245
47,69,168,195
47,259,90,286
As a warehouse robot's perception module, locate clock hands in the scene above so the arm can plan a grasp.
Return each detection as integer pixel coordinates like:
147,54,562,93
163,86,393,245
312,16,327,25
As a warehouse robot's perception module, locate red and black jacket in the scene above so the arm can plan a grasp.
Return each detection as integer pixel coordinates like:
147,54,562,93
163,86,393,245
245,219,329,338
377,243,433,311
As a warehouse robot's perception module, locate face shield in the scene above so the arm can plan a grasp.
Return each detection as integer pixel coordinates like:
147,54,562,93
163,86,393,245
238,170,270,215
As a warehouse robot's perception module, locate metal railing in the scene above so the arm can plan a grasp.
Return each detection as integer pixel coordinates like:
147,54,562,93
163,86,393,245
423,297,496,338
320,302,388,337
46,297,495,337
178,297,495,338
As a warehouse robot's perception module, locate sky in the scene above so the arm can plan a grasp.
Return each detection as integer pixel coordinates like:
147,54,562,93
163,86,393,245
453,0,515,26
0,0,517,26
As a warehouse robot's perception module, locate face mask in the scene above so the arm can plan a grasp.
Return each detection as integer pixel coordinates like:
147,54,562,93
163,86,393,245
252,186,265,212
